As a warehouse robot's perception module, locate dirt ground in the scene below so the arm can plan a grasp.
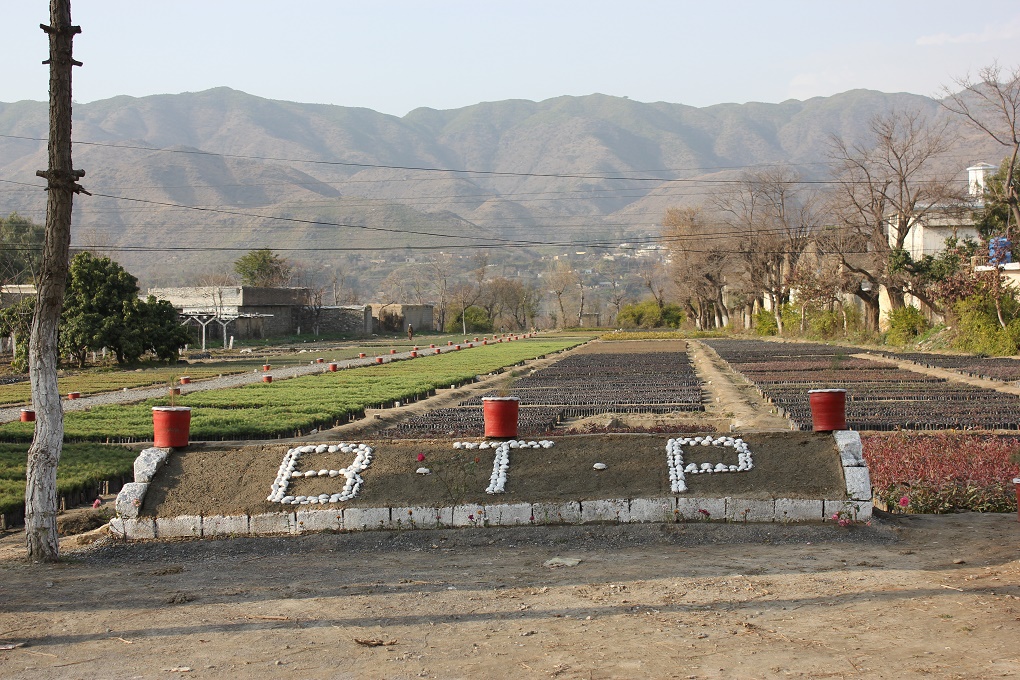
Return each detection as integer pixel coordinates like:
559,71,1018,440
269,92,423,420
0,514,1018,679
2,339,1019,678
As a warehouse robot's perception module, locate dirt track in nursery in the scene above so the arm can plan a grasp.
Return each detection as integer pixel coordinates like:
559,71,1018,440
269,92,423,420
2,513,1019,678
144,432,847,518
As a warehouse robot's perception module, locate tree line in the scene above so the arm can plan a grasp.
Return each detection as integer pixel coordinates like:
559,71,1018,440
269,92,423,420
651,63,1020,353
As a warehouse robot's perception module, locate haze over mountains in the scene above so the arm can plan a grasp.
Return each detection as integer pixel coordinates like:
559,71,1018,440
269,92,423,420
0,87,1004,287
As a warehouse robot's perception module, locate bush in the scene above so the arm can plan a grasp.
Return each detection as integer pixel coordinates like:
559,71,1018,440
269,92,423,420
863,433,1020,513
617,300,685,329
885,306,931,346
445,306,492,333
951,295,1018,355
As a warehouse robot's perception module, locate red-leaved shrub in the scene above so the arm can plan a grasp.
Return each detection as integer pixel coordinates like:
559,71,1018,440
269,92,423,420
862,433,1020,513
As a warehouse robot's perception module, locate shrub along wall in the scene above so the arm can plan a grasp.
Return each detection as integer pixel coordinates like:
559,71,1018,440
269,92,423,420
863,433,1020,513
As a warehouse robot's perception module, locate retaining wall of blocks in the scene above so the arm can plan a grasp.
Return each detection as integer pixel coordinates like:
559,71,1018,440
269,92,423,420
111,431,872,540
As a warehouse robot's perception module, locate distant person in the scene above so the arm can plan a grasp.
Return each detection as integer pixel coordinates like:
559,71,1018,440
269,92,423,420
407,324,414,341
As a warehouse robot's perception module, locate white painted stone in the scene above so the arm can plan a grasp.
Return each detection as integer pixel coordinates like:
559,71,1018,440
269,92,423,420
833,430,865,467
725,498,775,522
295,509,342,533
486,503,533,526
115,482,149,519
531,501,581,524
108,517,125,538
249,512,294,535
201,515,249,536
843,467,873,500
774,498,824,522
580,499,629,524
628,497,676,523
343,506,391,531
123,517,157,539
155,514,201,538
133,447,171,483
675,496,726,521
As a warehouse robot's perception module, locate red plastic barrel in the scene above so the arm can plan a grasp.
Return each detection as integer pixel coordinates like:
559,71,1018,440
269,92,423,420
20,409,35,422
180,376,191,385
359,353,366,358
328,363,338,372
67,392,81,400
410,351,418,358
152,407,191,448
376,357,384,364
483,396,519,438
263,375,273,383
808,389,847,431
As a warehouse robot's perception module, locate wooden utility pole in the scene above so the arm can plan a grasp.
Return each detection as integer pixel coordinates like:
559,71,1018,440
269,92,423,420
26,0,87,561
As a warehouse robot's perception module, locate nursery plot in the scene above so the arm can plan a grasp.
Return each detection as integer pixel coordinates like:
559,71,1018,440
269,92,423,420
0,337,587,443
876,351,1020,383
469,349,705,412
704,339,1020,431
392,406,565,438
391,344,705,437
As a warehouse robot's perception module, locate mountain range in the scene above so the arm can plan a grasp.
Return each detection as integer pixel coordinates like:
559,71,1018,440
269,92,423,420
0,87,1005,287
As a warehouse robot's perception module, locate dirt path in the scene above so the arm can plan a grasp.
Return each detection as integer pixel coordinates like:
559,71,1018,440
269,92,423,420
855,351,1020,395
688,340,793,432
1,513,1018,679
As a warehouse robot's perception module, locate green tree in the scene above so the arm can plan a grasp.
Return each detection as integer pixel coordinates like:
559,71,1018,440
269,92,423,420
60,253,142,367
0,298,34,371
131,296,194,363
445,305,492,333
972,158,1020,245
234,249,292,287
0,213,45,285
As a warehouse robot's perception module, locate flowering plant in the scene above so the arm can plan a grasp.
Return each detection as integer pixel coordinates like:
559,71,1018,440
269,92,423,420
830,501,868,527
864,433,1020,513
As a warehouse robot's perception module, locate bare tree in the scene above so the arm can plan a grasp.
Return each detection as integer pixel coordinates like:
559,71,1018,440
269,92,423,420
27,0,86,562
426,256,451,331
714,166,816,334
662,207,729,329
639,259,669,310
547,261,578,329
941,62,1020,234
827,111,962,329
595,259,629,325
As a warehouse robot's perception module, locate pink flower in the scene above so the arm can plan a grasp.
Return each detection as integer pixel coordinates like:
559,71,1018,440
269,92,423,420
92,498,102,509
831,513,840,521
898,496,909,508
467,514,474,521
416,453,425,462
698,509,711,517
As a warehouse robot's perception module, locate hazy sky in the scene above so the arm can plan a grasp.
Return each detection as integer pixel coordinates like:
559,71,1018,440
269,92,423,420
4,1,1020,116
